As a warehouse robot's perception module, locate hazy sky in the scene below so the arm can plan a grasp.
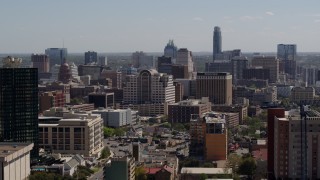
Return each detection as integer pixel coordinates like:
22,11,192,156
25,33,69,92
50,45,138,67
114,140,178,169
1,0,320,53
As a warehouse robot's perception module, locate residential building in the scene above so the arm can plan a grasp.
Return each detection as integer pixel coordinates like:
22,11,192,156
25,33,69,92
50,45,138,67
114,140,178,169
45,48,67,67
0,143,34,180
100,69,122,89
168,98,211,123
251,56,279,83
212,104,248,124
272,107,320,179
196,72,232,105
31,54,50,73
104,156,135,180
204,112,228,161
39,111,104,157
0,57,39,158
39,90,65,113
84,51,98,65
144,166,174,180
174,79,196,99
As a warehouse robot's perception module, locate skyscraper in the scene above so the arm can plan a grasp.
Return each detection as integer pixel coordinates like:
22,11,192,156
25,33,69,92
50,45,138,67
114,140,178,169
251,56,279,83
176,48,194,74
213,26,222,60
45,48,68,67
84,51,98,65
277,44,297,78
164,40,178,59
0,56,39,159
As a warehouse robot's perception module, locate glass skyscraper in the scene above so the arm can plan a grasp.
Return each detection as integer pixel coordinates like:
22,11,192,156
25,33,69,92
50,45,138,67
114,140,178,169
0,57,39,159
213,26,222,61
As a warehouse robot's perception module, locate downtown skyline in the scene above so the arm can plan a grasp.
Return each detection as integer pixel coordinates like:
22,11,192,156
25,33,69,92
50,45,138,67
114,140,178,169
1,0,320,53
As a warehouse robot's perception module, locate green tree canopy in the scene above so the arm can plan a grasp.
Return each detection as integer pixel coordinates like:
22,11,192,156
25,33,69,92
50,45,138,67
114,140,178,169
135,166,147,180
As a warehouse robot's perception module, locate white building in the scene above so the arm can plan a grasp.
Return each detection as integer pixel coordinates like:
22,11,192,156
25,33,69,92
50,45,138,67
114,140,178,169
92,108,138,127
0,143,34,180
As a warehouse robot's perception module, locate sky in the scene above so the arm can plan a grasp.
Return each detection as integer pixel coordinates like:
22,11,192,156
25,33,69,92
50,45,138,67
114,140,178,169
1,0,320,53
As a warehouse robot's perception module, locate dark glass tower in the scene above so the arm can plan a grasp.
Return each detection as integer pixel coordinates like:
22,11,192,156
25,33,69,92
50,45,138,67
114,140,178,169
0,57,39,159
84,51,98,65
213,26,222,61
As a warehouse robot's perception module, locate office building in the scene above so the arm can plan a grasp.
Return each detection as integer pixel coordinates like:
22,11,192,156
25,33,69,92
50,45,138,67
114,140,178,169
243,67,270,80
131,51,154,68
39,110,104,157
213,26,222,60
58,63,72,83
92,108,137,127
98,56,107,66
31,54,50,73
172,64,189,79
0,57,39,158
174,79,197,99
196,72,232,105
168,97,211,123
205,60,232,73
123,69,175,105
104,156,135,180
100,69,123,89
88,92,115,109
174,81,183,102
164,40,178,59
45,48,67,67
84,51,98,65
176,48,194,74
290,87,315,103
189,114,206,156
212,104,248,124
231,56,249,84
157,56,172,74
251,56,279,83
0,143,34,180
277,44,297,78
78,64,103,80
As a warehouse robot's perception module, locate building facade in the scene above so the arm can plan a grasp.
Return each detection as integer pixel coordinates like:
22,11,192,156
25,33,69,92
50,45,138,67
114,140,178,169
84,51,98,65
39,90,65,113
104,156,135,180
45,48,67,67
39,111,104,157
176,48,194,74
213,26,222,60
196,72,232,105
0,57,39,158
251,56,279,83
31,54,50,73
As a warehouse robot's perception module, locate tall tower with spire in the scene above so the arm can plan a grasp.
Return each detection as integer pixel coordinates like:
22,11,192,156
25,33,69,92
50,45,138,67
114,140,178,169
213,26,222,61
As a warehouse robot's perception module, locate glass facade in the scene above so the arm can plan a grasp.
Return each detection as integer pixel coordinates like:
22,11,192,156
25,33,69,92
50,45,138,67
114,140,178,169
0,68,39,158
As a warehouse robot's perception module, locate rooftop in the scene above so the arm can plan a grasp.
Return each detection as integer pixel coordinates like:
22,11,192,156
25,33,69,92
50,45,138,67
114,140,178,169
181,168,232,175
0,143,34,162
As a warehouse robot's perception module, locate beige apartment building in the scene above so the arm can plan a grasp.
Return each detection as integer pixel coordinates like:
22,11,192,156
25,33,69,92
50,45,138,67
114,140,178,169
39,111,104,157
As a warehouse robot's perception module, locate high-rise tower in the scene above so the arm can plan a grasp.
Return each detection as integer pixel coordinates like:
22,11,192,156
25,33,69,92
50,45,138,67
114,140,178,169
0,56,39,159
213,26,222,61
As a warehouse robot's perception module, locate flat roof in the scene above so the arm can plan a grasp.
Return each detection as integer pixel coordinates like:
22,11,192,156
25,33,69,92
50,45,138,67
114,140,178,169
181,168,232,175
0,143,34,162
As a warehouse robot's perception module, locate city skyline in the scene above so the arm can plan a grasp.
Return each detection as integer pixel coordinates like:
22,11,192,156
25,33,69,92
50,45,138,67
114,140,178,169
1,1,320,53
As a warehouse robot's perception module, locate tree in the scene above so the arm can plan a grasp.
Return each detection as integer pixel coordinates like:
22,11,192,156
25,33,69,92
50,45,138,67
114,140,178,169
172,123,186,132
100,146,111,159
202,162,214,167
70,98,84,105
200,173,208,180
114,128,125,136
135,166,147,180
225,153,241,177
103,127,115,138
238,156,257,177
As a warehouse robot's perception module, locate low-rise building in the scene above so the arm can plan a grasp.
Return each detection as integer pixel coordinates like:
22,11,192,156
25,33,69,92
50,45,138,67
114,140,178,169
0,142,34,180
39,111,104,157
92,108,137,127
39,90,65,113
104,156,135,180
168,97,211,123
